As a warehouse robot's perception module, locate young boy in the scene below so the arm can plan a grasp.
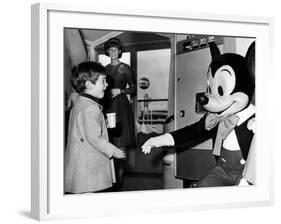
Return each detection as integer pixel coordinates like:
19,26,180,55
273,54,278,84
64,62,125,194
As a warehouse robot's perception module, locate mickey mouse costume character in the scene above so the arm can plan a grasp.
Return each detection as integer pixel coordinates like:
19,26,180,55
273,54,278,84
142,41,255,187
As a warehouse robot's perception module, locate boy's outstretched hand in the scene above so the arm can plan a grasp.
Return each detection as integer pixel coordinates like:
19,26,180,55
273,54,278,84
113,148,126,159
141,133,175,154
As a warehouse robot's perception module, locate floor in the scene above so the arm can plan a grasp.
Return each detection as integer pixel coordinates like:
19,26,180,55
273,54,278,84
121,172,163,191
118,132,165,192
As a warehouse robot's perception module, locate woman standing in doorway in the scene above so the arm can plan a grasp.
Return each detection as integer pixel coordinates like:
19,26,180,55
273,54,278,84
103,37,136,190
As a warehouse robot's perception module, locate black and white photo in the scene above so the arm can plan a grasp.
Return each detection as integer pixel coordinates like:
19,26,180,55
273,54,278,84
31,3,274,220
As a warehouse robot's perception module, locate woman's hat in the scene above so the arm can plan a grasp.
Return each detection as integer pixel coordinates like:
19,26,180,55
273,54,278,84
104,37,123,58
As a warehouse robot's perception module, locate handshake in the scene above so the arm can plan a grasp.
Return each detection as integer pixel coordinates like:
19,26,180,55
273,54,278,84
141,133,175,154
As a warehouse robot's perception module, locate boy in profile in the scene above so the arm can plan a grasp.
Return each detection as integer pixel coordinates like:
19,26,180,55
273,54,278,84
64,62,125,194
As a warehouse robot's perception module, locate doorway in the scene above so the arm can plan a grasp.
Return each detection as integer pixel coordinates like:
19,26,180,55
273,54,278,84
93,31,172,189
134,48,170,173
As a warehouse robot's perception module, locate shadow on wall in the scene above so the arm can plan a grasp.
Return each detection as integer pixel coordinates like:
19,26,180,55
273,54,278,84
64,29,87,103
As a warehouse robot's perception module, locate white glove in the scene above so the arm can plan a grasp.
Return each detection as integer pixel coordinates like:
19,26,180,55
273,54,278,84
141,133,174,154
247,117,256,134
238,178,250,186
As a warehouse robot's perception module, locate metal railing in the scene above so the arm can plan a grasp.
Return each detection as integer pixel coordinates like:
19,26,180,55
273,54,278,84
137,98,168,125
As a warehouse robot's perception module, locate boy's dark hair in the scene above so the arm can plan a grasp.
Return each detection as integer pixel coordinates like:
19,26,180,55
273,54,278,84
71,62,106,93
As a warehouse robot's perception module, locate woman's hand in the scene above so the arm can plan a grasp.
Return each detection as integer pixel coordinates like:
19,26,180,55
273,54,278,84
111,88,121,98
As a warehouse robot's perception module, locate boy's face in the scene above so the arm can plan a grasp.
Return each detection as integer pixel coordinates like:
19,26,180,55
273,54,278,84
87,74,108,99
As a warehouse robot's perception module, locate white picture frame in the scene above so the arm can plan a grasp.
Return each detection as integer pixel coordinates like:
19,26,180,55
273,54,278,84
31,2,274,221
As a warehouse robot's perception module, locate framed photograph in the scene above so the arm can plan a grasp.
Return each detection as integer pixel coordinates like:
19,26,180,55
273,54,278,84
31,2,274,221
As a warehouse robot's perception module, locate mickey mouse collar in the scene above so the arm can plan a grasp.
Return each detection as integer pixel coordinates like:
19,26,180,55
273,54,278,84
236,104,255,126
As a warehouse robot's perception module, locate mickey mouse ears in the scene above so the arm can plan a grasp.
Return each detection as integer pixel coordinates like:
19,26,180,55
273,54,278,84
209,41,221,60
245,41,255,82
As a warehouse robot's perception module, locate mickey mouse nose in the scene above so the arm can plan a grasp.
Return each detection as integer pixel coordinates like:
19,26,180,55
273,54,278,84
197,93,209,105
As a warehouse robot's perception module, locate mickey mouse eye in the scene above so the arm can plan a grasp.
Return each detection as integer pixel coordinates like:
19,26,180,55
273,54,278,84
211,65,236,97
218,86,224,96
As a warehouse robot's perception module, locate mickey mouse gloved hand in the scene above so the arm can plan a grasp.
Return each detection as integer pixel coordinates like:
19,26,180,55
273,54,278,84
141,133,175,154
247,117,256,134
238,178,250,186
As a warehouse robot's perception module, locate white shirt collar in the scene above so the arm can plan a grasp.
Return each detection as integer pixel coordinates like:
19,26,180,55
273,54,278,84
236,104,255,126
